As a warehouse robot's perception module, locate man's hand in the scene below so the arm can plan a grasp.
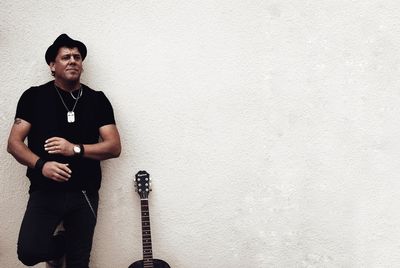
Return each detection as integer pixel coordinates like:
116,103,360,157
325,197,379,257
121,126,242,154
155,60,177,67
42,161,72,182
44,137,74,156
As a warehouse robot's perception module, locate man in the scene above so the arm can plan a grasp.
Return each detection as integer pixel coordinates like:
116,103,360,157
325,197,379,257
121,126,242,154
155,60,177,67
7,34,121,267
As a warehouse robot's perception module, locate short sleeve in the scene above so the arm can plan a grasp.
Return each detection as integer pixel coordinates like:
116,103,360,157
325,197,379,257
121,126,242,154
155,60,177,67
15,88,35,123
96,91,116,128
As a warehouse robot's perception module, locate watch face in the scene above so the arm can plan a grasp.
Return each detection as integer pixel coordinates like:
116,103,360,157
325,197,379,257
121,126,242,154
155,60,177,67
74,145,81,154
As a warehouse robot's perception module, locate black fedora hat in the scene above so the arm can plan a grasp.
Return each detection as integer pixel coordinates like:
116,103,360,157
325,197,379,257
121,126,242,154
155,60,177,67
45,34,87,65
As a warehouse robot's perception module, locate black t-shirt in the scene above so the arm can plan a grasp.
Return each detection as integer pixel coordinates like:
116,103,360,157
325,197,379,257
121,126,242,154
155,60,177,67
15,80,116,193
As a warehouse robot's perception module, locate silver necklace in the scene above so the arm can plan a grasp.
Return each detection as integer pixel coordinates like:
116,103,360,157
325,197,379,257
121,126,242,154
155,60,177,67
70,89,83,100
54,84,83,123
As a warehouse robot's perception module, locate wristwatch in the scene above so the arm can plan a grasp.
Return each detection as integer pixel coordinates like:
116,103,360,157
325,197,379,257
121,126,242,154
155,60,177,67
73,144,84,157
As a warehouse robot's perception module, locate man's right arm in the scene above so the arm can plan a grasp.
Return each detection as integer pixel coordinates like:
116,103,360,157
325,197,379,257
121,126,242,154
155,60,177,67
7,118,38,168
7,118,71,181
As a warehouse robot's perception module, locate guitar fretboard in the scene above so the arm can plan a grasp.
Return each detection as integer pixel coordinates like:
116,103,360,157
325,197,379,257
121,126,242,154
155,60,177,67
141,199,154,268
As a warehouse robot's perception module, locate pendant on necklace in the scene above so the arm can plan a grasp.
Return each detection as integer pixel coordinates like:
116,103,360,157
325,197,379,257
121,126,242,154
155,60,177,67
67,111,75,123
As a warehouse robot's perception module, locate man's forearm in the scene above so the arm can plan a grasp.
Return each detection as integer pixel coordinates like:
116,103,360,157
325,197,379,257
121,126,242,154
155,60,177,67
82,140,121,161
7,140,39,169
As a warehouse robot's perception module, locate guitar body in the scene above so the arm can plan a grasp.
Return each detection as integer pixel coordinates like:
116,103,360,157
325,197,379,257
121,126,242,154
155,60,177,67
129,259,171,268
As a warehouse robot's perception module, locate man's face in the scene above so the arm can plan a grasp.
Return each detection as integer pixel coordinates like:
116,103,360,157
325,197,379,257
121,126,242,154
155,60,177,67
50,46,83,82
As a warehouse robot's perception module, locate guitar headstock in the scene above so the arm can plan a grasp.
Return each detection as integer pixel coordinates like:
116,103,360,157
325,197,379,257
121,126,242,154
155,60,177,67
134,170,152,199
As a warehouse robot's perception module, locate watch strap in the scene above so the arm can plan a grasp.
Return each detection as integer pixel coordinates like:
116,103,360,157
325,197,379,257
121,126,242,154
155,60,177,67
79,144,85,157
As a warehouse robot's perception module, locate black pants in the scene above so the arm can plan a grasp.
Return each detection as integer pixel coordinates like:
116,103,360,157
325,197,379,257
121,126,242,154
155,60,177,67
17,190,98,267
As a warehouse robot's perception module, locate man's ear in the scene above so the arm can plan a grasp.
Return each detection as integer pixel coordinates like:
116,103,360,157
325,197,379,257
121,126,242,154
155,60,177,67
49,62,55,72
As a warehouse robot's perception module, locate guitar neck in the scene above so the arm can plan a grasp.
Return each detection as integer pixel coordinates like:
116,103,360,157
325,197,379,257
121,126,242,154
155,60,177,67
141,199,154,267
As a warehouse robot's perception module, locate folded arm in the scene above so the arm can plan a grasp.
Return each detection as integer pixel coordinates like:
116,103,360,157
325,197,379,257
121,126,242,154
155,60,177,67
7,118,71,182
44,124,121,160
8,118,121,181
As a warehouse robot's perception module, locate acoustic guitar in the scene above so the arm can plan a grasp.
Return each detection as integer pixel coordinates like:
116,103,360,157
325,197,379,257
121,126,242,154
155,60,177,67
129,170,171,268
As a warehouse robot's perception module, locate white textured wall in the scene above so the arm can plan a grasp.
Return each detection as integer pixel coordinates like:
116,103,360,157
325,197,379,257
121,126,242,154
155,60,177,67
1,1,400,267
